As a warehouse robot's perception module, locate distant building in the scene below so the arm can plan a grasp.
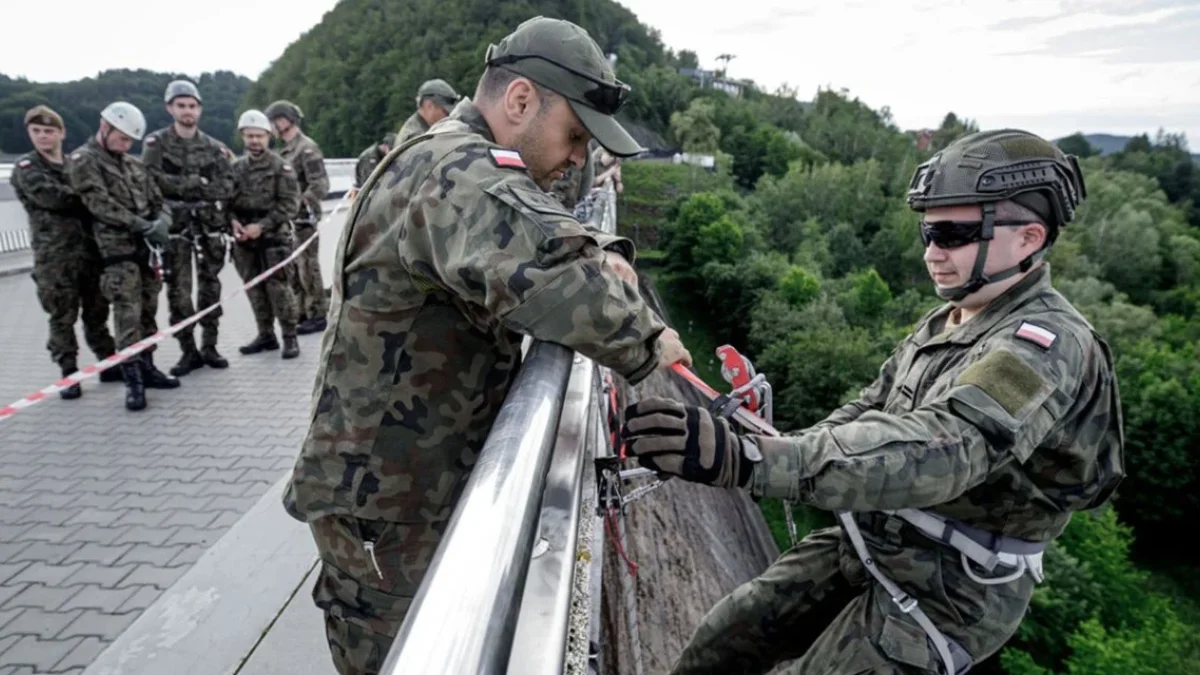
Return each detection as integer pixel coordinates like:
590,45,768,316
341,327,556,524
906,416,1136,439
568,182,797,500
678,68,745,98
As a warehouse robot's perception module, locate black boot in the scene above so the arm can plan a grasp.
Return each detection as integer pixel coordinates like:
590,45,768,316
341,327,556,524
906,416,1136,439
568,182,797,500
296,316,327,335
97,355,124,383
281,336,300,359
201,345,229,369
239,332,279,355
171,335,204,377
59,365,82,400
123,361,146,411
142,352,182,389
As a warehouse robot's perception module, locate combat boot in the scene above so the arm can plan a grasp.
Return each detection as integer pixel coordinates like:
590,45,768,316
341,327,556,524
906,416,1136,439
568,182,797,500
281,336,300,360
122,361,146,411
239,332,279,355
96,354,123,383
296,316,327,335
142,352,182,389
171,335,205,377
59,365,82,400
201,345,229,369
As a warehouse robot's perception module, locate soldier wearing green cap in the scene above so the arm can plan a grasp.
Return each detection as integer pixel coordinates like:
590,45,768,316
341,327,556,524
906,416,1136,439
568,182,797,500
394,78,461,144
619,129,1125,675
353,132,397,188
282,15,690,675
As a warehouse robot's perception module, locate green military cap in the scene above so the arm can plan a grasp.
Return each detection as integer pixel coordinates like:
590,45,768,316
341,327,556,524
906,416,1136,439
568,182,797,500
24,104,63,130
416,79,460,113
484,16,643,157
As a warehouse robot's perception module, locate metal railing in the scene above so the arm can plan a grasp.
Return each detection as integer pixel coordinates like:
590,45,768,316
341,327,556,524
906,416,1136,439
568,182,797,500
381,182,621,674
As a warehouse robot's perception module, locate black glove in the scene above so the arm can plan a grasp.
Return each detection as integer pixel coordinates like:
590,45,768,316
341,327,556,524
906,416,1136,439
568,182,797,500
621,397,759,489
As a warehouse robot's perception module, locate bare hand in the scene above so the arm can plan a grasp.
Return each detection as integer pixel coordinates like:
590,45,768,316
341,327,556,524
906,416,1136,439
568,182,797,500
656,327,692,369
244,223,263,240
231,220,246,241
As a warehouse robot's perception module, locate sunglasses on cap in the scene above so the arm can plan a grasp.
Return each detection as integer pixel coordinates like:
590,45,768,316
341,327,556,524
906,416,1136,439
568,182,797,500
486,53,631,115
920,219,1032,249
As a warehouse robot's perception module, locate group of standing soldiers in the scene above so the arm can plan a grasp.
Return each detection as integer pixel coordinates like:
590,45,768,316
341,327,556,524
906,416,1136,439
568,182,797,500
9,80,332,412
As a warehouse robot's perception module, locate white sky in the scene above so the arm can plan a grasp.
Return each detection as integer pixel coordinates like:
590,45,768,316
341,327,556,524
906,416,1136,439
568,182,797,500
1,0,1197,147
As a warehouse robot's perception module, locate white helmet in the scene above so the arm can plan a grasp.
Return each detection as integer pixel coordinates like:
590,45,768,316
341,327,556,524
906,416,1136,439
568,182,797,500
237,109,271,132
100,101,146,141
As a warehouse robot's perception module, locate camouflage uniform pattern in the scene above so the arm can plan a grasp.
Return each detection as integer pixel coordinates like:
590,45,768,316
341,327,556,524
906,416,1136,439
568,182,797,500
282,102,666,673
10,151,116,370
672,263,1125,674
547,146,595,210
66,138,166,351
141,127,236,348
354,143,385,188
394,112,429,146
229,151,302,337
279,132,330,319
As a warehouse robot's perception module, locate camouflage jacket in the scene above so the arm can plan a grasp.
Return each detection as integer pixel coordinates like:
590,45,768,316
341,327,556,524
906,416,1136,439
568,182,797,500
229,150,301,243
278,131,329,222
354,143,385,188
395,111,429,145
141,126,234,233
66,138,165,260
9,150,98,265
750,263,1125,542
283,102,666,522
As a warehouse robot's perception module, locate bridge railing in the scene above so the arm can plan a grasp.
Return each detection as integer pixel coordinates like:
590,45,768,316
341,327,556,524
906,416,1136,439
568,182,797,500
379,181,620,674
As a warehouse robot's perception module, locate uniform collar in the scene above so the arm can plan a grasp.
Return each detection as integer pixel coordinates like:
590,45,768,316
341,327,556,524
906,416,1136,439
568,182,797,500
449,103,497,144
917,263,1054,347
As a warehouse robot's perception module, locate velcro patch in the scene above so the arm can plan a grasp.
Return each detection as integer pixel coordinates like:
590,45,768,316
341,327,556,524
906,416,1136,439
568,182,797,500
957,348,1046,416
145,136,157,145
282,165,293,172
1015,321,1057,349
17,159,31,169
489,148,526,170
70,152,82,161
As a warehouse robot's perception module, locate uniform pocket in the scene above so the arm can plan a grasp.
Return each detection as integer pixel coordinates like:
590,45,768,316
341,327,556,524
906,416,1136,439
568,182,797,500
877,613,938,671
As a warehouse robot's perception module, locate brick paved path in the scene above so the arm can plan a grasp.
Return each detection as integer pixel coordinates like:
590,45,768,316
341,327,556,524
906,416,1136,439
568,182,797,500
0,208,346,674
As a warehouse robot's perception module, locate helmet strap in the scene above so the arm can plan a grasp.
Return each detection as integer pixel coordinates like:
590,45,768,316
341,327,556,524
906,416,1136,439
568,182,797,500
936,202,1044,302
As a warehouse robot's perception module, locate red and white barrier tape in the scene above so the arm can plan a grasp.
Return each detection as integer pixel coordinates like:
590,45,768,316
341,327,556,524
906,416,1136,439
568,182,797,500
0,197,351,422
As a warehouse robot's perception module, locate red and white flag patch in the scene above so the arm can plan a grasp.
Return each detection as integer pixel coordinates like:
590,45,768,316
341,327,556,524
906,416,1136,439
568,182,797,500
488,148,526,169
1015,321,1057,349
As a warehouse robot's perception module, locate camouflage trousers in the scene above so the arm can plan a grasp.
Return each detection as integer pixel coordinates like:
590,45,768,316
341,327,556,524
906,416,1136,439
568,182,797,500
309,512,454,675
291,223,327,319
165,233,226,348
100,261,162,350
669,521,1035,675
32,256,116,370
232,240,298,337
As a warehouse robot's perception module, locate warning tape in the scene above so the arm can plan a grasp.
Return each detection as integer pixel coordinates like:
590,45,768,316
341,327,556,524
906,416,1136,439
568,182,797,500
0,197,352,422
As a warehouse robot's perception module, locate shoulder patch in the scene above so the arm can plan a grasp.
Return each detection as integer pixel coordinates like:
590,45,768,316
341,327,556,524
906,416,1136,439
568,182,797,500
17,159,31,169
1015,321,1057,349
282,164,293,172
303,148,313,155
145,136,157,145
70,152,82,161
488,148,526,170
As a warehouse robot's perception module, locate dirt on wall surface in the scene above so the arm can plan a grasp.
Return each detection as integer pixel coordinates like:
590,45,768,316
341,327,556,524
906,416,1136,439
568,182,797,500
598,271,788,675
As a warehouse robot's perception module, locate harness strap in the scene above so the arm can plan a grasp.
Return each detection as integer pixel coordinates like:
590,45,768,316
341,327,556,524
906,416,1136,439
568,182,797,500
886,509,1047,574
837,511,973,675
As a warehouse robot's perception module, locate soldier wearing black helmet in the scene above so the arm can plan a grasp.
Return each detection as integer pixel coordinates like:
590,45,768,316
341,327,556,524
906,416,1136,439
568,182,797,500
620,129,1125,675
141,79,236,376
264,99,329,336
394,78,461,144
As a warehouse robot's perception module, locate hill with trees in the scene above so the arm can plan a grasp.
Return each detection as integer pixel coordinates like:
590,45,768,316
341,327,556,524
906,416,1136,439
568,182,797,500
0,69,253,155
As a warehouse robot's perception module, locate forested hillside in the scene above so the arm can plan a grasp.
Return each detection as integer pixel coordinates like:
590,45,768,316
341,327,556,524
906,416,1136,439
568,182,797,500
0,70,253,154
620,70,1200,672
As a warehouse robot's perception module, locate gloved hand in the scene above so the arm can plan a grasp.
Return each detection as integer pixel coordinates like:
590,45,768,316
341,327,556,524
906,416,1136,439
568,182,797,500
133,215,170,248
622,397,760,489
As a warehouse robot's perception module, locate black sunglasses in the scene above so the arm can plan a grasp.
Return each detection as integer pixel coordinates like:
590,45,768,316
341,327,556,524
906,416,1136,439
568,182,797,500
920,219,1032,249
487,53,631,115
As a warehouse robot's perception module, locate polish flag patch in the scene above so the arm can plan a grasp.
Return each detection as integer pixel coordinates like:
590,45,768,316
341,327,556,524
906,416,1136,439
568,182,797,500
1015,321,1057,349
488,148,526,169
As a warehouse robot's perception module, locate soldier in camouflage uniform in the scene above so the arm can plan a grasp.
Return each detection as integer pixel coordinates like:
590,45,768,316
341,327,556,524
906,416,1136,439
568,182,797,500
621,129,1126,675
264,100,330,336
282,16,691,675
141,80,236,376
353,133,396,189
10,105,122,399
67,102,178,411
228,110,303,359
394,78,460,145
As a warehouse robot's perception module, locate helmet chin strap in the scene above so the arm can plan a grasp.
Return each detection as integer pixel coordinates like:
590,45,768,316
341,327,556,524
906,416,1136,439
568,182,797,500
936,202,1046,302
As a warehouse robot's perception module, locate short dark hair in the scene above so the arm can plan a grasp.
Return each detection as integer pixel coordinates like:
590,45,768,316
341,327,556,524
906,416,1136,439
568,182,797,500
996,199,1054,246
476,66,559,109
